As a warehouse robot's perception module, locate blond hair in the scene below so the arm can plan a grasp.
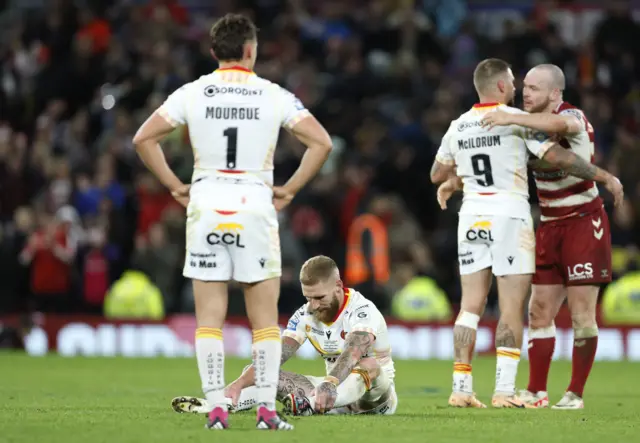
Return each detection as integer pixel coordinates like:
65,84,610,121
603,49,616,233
473,58,511,94
299,255,338,285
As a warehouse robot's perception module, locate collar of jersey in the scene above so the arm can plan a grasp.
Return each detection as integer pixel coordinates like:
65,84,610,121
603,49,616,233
215,65,255,74
321,288,351,326
473,102,501,109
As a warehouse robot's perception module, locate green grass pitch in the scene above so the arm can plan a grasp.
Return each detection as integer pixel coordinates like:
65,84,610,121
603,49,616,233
1,354,639,443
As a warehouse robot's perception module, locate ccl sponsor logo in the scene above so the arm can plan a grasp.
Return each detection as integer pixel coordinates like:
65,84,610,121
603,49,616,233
466,220,494,241
567,263,593,281
207,221,246,248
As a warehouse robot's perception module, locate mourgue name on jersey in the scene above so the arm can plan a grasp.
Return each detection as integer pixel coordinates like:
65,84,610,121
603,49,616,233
457,135,501,150
205,106,260,120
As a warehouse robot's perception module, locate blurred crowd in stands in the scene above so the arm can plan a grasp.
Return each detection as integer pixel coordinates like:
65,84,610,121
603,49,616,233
0,0,639,319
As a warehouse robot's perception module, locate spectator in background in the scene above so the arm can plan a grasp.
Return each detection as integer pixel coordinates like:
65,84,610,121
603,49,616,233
135,172,181,237
19,209,78,312
0,0,638,317
79,226,111,313
131,222,180,312
0,208,35,311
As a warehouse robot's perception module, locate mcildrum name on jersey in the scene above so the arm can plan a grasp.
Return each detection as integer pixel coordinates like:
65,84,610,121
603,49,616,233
205,106,260,120
458,135,501,150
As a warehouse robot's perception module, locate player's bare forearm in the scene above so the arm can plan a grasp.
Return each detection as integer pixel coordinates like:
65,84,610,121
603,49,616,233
286,116,333,194
281,336,301,364
327,331,374,384
510,113,578,134
542,145,611,184
133,112,184,192
134,141,184,192
283,144,330,194
430,160,455,184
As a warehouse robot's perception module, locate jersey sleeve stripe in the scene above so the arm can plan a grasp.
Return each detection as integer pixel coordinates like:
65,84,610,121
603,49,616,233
157,106,181,127
282,330,306,344
283,110,311,129
435,153,454,165
536,139,555,158
351,326,376,336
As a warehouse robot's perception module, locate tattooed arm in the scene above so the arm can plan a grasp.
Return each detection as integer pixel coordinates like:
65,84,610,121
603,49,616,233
313,331,375,413
542,145,623,206
430,160,456,185
327,331,375,383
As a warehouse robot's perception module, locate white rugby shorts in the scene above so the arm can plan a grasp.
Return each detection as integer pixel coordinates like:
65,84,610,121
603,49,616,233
457,214,535,276
183,178,281,283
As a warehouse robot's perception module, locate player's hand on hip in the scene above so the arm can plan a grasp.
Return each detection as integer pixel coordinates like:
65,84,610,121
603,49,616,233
171,184,190,208
605,176,624,207
272,186,294,211
437,177,459,210
313,381,337,414
480,110,511,130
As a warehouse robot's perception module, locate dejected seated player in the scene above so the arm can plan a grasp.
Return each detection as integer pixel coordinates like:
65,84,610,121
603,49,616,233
171,255,397,416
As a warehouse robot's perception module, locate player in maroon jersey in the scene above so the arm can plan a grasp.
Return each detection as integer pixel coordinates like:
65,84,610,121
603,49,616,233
481,64,624,409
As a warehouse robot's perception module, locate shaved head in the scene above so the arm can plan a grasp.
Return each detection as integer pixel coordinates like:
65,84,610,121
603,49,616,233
522,64,565,113
531,64,565,90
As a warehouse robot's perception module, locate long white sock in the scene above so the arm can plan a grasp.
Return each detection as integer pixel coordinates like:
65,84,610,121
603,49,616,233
495,347,521,395
195,327,226,410
233,385,259,411
310,371,369,409
252,327,282,411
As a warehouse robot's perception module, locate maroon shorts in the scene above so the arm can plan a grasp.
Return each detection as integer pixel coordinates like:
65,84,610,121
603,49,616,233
533,206,612,286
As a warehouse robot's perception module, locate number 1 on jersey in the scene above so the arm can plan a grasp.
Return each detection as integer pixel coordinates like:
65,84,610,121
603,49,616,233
471,153,494,187
223,127,238,169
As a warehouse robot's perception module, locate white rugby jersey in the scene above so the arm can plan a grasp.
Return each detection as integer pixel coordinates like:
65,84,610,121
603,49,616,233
283,288,395,380
158,66,311,186
531,102,602,221
436,103,555,218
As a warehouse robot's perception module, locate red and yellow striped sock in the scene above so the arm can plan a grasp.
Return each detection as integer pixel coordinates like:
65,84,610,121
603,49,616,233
453,363,473,394
454,363,472,374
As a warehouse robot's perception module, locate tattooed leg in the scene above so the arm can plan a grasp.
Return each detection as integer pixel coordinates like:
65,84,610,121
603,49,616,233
453,323,477,364
495,321,518,348
450,270,491,398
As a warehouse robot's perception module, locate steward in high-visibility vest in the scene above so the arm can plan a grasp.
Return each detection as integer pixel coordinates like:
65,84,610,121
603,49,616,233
392,276,452,322
345,214,389,286
104,270,165,320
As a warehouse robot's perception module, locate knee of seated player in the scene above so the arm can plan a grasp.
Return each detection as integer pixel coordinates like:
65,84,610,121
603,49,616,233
356,357,381,382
